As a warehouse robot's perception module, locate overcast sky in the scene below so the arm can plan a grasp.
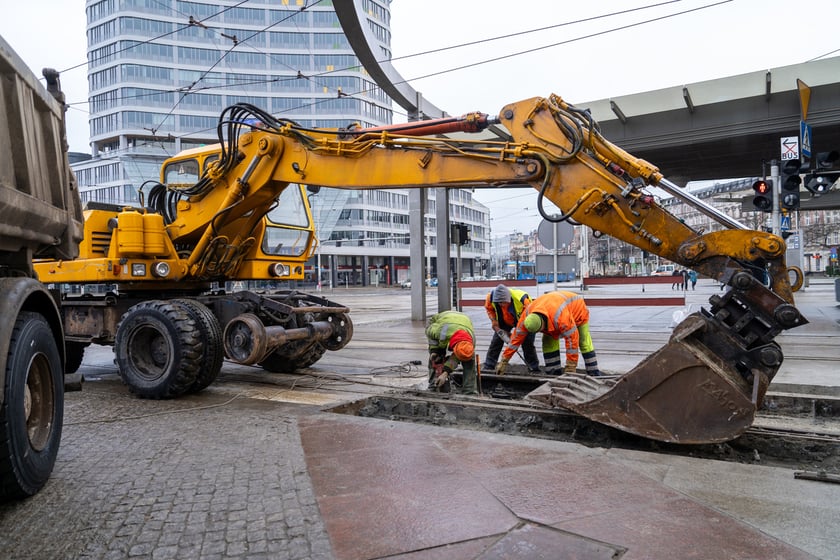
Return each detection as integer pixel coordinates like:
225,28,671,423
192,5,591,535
2,0,838,235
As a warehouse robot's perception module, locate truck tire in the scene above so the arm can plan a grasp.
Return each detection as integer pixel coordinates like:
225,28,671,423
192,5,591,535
64,341,88,374
172,299,223,393
0,312,63,500
259,342,326,373
114,300,201,399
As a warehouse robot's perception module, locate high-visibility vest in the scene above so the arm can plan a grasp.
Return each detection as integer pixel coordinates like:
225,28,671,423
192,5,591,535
504,291,588,360
425,310,475,352
484,288,531,330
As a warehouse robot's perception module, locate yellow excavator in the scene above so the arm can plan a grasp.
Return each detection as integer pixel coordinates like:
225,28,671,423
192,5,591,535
34,96,807,444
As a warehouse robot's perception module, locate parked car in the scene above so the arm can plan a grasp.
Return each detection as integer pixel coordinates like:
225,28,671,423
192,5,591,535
652,264,676,276
400,280,411,289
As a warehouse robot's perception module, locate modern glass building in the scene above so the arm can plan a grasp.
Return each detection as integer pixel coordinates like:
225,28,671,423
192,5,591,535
75,0,490,286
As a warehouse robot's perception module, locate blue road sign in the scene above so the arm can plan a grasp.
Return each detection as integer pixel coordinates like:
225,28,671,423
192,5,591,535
781,215,791,231
801,121,812,158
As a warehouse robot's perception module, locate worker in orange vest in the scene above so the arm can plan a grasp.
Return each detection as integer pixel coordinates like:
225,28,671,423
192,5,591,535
482,284,540,373
497,290,601,377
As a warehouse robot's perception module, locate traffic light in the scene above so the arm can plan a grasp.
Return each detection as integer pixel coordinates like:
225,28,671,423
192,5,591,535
803,151,840,196
751,179,773,212
816,150,839,170
450,223,470,245
779,159,801,210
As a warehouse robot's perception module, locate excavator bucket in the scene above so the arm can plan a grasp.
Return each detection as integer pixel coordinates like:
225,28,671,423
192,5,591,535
528,317,765,443
525,272,810,444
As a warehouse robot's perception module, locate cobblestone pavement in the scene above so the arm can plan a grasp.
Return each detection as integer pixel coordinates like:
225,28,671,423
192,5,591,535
0,375,334,560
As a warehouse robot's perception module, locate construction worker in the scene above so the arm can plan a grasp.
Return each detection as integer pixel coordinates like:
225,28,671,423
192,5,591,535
482,284,540,373
497,291,601,377
425,310,478,395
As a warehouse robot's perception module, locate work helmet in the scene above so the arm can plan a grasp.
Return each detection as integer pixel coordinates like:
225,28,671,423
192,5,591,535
492,284,511,303
523,313,544,333
452,341,474,361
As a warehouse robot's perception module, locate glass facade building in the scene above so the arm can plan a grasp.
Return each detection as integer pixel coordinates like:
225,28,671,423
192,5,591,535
76,0,490,286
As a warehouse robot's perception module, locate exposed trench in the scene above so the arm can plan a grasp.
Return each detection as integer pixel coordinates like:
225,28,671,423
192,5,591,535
329,371,840,476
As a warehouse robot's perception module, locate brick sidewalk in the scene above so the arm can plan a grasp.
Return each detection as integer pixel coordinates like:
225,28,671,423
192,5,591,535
0,377,333,560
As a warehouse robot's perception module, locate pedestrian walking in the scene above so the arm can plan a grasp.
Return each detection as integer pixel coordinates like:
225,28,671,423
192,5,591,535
671,269,681,290
689,269,698,290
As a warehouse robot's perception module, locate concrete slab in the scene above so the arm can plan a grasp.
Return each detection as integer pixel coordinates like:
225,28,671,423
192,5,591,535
299,413,826,559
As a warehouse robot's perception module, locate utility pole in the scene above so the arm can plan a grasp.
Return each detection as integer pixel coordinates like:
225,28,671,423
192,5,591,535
771,160,781,237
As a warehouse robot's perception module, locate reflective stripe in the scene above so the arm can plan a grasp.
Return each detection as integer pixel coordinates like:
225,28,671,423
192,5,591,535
551,294,582,327
544,355,562,368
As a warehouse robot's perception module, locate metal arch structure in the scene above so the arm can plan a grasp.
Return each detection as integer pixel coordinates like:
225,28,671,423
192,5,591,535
335,2,465,318
334,3,447,121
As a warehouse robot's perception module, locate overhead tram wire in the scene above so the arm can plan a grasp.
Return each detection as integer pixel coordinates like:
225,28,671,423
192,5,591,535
256,0,737,123
62,1,736,149
67,0,722,133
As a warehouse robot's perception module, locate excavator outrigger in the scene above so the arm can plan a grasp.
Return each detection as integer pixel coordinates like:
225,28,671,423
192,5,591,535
35,95,807,444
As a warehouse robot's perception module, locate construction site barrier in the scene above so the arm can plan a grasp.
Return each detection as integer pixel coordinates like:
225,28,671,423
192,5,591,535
458,279,537,307
582,276,684,306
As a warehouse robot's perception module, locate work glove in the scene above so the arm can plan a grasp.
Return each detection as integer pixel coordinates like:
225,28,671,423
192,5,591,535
498,330,511,344
433,370,450,388
564,361,578,374
495,358,509,375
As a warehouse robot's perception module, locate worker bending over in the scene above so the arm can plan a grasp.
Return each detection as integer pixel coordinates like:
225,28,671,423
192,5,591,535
482,284,540,373
425,310,479,395
497,291,601,377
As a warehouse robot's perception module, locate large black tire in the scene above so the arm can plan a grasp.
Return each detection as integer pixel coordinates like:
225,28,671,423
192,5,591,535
64,341,88,374
0,312,63,500
114,300,202,399
172,299,223,394
259,342,327,373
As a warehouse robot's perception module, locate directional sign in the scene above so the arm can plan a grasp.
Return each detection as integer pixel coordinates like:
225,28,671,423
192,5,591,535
800,121,812,159
780,215,791,231
781,136,799,161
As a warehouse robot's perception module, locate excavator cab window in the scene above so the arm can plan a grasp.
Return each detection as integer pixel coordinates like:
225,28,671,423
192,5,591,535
261,184,314,257
164,159,200,186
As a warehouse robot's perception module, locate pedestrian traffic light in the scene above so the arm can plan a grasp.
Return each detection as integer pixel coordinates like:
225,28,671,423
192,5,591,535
751,179,773,212
779,159,801,210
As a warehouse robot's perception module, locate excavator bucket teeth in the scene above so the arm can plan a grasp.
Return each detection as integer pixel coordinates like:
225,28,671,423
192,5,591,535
527,313,773,444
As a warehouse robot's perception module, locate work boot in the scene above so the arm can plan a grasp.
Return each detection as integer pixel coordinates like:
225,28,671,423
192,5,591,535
582,351,602,377
461,359,479,395
527,364,541,374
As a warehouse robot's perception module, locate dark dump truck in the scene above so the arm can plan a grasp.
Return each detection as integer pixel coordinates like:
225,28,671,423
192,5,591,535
0,34,83,499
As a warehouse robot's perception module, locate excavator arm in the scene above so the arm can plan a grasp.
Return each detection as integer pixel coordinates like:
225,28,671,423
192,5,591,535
181,96,804,444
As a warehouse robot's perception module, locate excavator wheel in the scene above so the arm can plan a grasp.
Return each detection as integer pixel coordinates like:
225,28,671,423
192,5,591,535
172,299,224,394
64,341,89,375
259,342,326,373
114,300,202,399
